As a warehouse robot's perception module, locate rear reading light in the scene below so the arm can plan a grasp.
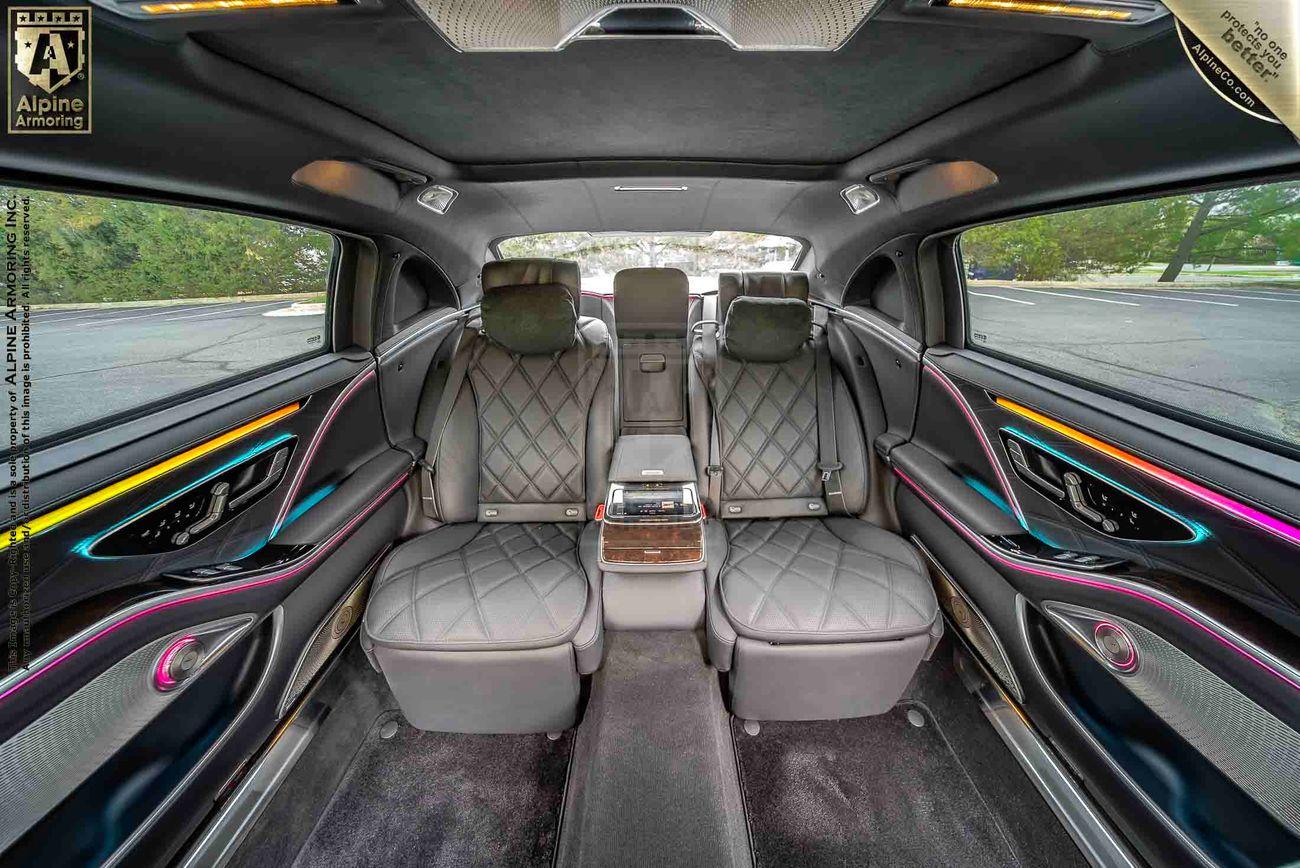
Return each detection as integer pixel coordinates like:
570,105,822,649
935,0,1135,21
140,0,338,14
416,185,459,215
841,184,880,215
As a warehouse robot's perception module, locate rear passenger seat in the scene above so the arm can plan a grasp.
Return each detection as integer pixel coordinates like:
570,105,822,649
692,272,942,721
362,259,612,733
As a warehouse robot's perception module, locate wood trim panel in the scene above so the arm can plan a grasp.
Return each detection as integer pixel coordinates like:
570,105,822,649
600,519,703,565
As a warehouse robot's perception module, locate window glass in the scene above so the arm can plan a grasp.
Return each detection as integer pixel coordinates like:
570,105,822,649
5,185,334,443
496,231,802,294
961,179,1300,445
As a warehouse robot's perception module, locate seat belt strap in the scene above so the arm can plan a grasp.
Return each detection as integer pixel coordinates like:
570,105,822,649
700,295,723,513
815,336,847,516
419,328,477,520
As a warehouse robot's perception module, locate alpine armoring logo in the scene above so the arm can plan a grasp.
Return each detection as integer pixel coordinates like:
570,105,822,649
7,7,91,134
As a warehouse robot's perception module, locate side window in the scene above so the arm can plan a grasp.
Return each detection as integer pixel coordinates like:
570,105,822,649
6,184,335,443
960,179,1300,447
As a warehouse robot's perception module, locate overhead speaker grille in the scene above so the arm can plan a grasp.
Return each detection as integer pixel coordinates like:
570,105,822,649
1045,602,1300,839
278,565,376,717
405,0,884,51
913,537,1022,701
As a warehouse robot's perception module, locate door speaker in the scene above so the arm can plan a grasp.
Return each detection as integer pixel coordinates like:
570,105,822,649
912,536,1022,701
1044,601,1300,838
278,557,381,717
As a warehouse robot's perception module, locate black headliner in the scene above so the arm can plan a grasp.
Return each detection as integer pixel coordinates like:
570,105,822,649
199,14,1081,165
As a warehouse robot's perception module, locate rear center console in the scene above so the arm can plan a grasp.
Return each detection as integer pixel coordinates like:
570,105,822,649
601,483,703,567
599,435,707,628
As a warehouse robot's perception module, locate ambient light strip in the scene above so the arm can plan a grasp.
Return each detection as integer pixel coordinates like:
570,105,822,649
140,0,338,14
924,365,1026,524
894,468,1300,696
271,367,375,537
939,0,1134,21
995,397,1300,549
0,403,301,553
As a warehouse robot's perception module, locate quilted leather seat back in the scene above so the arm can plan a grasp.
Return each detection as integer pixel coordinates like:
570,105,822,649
471,318,609,502
711,346,821,503
434,317,615,523
692,270,869,519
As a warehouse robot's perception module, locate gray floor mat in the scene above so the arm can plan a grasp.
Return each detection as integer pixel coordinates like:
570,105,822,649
556,630,752,868
288,711,572,868
733,702,1023,868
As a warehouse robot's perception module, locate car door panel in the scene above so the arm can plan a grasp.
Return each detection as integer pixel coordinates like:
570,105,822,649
896,346,1300,868
0,354,411,866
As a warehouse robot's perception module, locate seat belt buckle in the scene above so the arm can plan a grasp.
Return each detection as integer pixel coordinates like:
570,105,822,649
819,462,844,482
706,464,723,476
416,460,436,501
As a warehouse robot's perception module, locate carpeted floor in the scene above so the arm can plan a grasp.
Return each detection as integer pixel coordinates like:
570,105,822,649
234,635,1083,868
732,702,1020,868
230,640,573,868
556,630,752,868
289,712,573,868
731,640,1088,868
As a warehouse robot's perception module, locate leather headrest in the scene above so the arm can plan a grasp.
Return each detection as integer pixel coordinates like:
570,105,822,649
613,267,689,337
721,296,811,363
482,258,581,309
480,283,577,354
717,271,809,323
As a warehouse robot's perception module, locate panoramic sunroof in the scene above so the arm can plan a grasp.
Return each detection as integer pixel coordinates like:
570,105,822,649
407,0,885,51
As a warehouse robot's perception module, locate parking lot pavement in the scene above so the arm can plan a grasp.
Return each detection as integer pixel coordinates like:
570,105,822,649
21,286,1300,449
27,300,324,442
968,283,1300,444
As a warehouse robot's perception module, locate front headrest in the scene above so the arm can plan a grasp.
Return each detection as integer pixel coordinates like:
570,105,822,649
480,283,577,354
613,267,689,337
482,258,581,308
720,296,811,363
717,271,809,323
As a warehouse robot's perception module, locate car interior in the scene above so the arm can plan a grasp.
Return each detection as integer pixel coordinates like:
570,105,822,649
3,1,1300,867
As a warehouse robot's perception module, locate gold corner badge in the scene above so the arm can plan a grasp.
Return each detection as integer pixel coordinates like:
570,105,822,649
8,6,91,134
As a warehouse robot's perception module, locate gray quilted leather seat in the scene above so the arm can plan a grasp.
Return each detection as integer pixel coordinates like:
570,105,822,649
693,272,941,722
367,523,588,650
721,518,934,644
362,259,614,733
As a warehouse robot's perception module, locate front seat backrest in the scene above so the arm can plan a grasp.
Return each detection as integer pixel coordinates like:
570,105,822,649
424,258,615,524
692,271,867,518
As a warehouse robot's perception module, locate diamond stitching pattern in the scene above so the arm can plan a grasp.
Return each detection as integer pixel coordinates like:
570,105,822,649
721,519,933,638
712,349,819,500
469,334,607,504
369,523,587,645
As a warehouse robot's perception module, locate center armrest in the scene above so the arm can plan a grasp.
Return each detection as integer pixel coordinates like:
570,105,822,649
600,435,704,572
609,434,697,483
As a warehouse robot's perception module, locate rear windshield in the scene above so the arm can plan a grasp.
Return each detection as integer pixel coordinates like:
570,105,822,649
495,232,803,294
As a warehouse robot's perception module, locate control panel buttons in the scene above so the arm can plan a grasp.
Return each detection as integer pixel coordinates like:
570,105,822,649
88,441,295,558
1000,431,1197,543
